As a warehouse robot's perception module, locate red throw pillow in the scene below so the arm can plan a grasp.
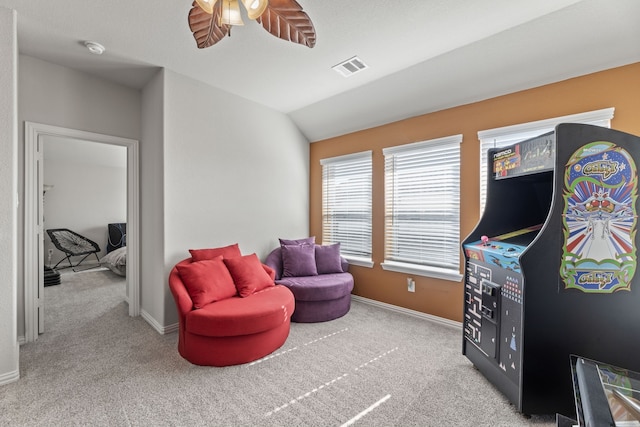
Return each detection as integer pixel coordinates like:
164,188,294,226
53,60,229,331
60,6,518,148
223,253,275,297
263,264,276,280
189,243,242,261
176,256,238,309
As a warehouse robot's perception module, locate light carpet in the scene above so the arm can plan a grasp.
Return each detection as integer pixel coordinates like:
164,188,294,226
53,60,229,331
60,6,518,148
1,270,556,426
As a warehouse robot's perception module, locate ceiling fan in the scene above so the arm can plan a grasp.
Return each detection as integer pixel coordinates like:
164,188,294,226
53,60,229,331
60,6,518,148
189,0,316,49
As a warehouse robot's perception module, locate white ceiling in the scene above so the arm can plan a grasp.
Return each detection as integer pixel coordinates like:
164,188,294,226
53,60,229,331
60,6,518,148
2,0,639,141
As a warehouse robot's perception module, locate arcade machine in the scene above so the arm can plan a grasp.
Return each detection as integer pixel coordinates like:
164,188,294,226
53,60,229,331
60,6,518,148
462,124,640,416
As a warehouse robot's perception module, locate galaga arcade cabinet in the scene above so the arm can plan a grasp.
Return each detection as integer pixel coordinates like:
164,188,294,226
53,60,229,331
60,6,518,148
462,124,640,416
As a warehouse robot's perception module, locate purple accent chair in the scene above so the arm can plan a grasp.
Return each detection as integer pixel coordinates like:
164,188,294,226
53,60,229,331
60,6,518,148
264,246,354,323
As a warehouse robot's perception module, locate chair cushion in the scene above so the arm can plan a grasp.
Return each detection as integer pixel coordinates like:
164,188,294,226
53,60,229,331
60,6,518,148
282,244,318,277
224,253,274,297
176,256,237,309
189,243,242,261
276,273,354,302
185,285,294,337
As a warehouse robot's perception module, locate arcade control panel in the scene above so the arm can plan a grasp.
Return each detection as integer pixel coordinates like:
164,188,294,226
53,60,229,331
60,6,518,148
464,238,524,273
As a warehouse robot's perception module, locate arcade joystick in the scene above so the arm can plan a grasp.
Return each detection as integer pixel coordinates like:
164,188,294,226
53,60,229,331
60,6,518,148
481,235,489,246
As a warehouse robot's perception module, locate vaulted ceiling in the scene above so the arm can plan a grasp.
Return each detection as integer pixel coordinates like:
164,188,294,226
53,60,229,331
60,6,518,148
2,0,639,141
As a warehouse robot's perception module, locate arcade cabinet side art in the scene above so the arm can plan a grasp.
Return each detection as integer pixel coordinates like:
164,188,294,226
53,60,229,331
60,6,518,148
561,141,638,293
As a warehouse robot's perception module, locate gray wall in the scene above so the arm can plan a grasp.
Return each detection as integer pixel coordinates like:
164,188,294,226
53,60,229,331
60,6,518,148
140,69,166,328
163,69,310,261
43,138,127,265
142,69,310,327
16,55,142,340
0,6,19,385
11,47,310,364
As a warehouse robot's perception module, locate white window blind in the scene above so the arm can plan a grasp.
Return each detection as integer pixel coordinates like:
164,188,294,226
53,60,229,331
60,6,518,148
382,135,463,281
321,151,373,266
478,107,614,213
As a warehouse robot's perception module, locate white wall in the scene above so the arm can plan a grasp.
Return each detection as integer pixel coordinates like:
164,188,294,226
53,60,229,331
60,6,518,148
160,70,310,326
17,55,142,340
18,55,142,139
43,138,126,266
0,6,20,385
140,69,166,327
16,53,310,338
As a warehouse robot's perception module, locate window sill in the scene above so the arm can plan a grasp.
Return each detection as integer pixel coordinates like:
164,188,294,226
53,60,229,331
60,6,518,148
344,256,374,268
380,261,463,282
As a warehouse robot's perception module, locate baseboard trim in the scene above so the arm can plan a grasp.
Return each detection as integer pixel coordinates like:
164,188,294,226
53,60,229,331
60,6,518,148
140,309,163,334
164,322,179,334
351,295,462,330
140,309,179,335
0,369,20,386
141,297,461,335
18,336,26,346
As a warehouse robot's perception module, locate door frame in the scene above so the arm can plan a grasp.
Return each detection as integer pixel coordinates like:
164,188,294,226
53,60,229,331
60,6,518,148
24,121,140,342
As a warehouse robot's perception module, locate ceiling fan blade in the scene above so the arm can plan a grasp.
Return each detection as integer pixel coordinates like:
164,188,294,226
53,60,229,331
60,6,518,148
257,0,316,48
188,1,230,48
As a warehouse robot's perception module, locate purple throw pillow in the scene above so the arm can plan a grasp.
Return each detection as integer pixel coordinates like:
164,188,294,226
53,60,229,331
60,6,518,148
281,244,318,277
315,243,343,274
279,236,315,246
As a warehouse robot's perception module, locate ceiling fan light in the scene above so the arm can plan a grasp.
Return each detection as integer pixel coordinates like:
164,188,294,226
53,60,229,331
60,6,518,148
241,0,268,20
220,0,245,26
195,0,217,14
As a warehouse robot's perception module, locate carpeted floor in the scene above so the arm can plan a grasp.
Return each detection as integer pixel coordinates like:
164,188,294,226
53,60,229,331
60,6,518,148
1,270,556,426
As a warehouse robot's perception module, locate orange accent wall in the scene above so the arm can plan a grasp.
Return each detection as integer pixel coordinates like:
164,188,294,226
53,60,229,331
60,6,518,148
309,62,640,322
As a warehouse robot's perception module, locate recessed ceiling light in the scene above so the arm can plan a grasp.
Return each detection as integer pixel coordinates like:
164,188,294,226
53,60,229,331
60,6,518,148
332,56,368,77
84,41,105,55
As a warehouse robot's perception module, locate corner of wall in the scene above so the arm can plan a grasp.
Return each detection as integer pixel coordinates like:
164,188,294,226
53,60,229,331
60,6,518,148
140,67,167,329
0,6,20,385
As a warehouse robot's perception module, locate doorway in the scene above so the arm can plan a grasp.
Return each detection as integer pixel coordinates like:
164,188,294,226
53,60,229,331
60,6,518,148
24,122,140,342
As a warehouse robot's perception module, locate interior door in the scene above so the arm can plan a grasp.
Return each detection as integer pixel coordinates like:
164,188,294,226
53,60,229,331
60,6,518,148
37,135,45,334
24,122,141,343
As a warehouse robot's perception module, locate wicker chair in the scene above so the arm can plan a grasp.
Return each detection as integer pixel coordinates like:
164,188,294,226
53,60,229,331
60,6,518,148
47,228,101,271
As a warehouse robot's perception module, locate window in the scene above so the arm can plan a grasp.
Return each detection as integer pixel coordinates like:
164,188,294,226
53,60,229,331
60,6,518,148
478,108,614,213
382,135,463,281
321,151,373,267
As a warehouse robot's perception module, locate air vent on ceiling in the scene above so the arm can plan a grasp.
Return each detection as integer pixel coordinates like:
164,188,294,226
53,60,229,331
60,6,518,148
332,56,368,77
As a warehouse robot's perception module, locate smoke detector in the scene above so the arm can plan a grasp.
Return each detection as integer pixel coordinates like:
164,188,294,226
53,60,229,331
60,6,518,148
84,41,105,55
332,56,368,77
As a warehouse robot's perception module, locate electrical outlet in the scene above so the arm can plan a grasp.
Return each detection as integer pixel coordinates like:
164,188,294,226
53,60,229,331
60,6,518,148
407,277,415,293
